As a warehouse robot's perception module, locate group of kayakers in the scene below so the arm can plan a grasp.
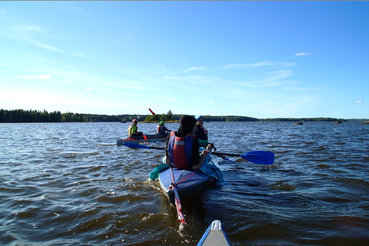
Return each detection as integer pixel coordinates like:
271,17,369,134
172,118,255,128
127,118,171,136
126,115,211,171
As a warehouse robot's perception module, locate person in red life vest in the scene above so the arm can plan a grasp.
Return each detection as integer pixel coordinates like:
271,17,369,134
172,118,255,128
165,115,212,170
156,121,170,135
195,115,208,141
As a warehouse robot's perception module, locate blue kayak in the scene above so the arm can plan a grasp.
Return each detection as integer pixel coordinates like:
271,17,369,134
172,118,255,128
198,220,231,246
158,167,215,206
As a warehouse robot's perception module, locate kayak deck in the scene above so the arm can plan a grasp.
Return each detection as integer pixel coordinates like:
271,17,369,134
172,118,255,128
159,167,214,206
198,220,231,246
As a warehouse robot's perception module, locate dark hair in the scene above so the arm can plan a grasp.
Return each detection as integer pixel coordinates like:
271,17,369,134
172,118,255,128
177,115,197,136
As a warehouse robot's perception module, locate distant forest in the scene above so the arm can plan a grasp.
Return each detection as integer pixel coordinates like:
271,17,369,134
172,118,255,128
0,109,358,123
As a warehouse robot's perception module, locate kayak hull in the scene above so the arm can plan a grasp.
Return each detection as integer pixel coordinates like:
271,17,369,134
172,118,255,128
198,220,231,246
117,133,168,145
159,167,214,206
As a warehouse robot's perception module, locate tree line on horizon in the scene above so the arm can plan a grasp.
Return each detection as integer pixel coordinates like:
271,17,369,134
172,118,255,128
0,108,351,123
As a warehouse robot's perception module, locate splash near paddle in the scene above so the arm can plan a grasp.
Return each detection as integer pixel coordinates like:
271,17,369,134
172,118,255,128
148,108,156,115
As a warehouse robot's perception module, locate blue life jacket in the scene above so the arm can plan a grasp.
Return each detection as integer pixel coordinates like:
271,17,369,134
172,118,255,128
167,132,195,170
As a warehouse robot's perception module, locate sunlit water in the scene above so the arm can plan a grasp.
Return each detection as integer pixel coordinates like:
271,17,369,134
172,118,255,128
1,122,368,245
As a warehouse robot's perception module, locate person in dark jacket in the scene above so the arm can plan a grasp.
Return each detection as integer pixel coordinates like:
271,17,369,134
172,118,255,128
195,115,208,141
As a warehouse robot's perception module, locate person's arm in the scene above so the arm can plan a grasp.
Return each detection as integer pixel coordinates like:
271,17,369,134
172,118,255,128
193,143,212,170
165,135,171,164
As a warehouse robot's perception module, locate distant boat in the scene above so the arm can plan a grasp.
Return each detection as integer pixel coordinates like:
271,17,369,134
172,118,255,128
293,122,303,125
121,120,127,123
333,121,342,124
361,121,369,124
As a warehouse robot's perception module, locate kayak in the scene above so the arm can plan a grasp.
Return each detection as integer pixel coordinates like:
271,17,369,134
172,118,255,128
117,133,169,145
198,220,231,246
158,167,215,206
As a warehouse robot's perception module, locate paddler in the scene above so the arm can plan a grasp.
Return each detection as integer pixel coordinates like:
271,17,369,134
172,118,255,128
195,115,208,141
165,115,212,170
156,121,171,135
127,118,142,136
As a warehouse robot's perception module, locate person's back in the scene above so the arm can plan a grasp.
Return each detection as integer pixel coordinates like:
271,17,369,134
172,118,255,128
165,115,212,170
157,121,169,134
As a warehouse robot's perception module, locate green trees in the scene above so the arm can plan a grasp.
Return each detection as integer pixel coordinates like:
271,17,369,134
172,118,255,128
1,108,355,123
0,109,62,122
166,110,173,121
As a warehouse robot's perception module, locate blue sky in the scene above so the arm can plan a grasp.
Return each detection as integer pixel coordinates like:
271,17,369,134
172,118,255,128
1,1,368,119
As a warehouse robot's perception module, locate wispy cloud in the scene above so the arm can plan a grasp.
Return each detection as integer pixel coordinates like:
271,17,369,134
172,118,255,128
165,76,181,81
236,70,296,88
356,100,364,103
37,43,65,53
287,86,324,91
183,67,206,72
17,74,52,79
13,25,43,33
224,61,295,68
295,52,312,57
84,87,92,90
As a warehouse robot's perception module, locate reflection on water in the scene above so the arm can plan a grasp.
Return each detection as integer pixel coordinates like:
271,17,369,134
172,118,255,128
0,121,369,245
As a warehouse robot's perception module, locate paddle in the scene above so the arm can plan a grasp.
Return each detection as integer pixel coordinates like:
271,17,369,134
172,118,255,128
123,142,274,165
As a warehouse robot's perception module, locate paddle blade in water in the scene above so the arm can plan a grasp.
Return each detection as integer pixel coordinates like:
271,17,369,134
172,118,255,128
241,151,274,165
123,142,165,150
123,142,150,149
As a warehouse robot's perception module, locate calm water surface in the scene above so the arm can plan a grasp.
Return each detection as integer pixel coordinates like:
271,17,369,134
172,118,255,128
1,121,368,245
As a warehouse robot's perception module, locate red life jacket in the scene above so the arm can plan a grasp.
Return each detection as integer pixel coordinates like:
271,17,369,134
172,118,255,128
167,132,195,170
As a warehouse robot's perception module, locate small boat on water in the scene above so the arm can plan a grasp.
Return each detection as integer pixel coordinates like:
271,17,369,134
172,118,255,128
116,132,169,145
198,220,231,246
159,167,215,206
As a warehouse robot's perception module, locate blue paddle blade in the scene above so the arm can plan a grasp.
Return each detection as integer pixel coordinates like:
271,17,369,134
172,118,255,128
241,151,275,165
123,142,164,150
123,142,150,149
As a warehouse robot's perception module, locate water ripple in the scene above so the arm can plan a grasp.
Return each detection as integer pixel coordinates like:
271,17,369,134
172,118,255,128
1,122,369,245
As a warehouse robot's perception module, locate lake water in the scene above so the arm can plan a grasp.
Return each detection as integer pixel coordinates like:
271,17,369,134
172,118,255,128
1,121,368,245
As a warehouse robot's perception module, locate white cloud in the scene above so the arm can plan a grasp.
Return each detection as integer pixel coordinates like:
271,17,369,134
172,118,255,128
84,87,92,90
356,100,364,103
183,67,206,72
287,86,324,91
296,52,312,57
164,76,181,81
37,43,65,53
224,61,295,68
14,25,43,33
17,74,51,79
